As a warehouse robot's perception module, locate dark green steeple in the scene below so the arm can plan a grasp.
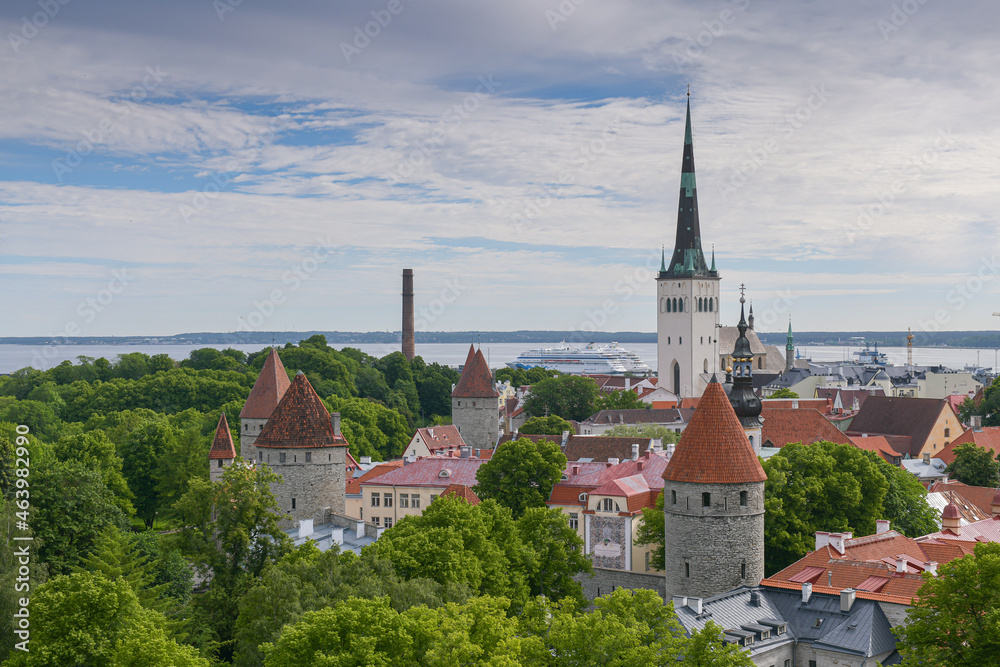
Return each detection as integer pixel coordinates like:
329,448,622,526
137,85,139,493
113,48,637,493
786,319,795,352
663,94,717,279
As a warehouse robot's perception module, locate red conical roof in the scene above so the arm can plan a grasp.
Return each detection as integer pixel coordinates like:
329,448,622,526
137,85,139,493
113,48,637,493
452,348,498,398
662,378,766,485
462,343,476,369
256,372,349,449
209,412,237,460
240,348,291,419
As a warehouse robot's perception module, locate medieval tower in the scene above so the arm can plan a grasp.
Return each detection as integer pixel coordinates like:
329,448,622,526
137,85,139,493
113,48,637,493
208,412,236,483
657,94,720,398
727,291,764,453
255,371,349,525
451,345,500,449
661,376,767,599
238,347,291,460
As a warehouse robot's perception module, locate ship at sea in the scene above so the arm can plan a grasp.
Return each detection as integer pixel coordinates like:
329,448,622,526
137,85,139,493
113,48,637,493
506,342,651,376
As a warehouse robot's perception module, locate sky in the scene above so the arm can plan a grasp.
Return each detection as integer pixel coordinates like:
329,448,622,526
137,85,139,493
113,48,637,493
2,0,999,338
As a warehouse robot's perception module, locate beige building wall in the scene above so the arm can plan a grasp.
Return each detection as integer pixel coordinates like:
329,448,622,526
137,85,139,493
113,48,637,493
916,405,960,458
362,484,447,528
549,503,586,540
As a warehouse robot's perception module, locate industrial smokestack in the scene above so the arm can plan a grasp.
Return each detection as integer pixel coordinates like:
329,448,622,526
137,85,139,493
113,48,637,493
402,268,414,361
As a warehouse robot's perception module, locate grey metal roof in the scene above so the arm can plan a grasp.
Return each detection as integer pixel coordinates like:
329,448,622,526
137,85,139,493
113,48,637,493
284,521,376,555
673,587,795,656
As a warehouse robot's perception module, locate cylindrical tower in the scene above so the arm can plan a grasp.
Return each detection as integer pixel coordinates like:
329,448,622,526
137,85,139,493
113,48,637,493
402,268,415,361
661,378,767,600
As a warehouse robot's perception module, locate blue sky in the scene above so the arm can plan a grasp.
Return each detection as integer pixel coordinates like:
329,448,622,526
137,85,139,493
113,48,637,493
1,0,998,337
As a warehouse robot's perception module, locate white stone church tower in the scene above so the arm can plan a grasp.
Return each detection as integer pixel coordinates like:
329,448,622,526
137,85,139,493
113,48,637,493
657,95,720,398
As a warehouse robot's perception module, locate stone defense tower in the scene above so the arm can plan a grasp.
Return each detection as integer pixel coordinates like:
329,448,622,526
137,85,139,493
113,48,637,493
209,412,236,483
239,347,291,460
451,345,500,449
657,93,720,399
255,371,348,526
661,376,767,599
727,291,764,453
402,268,415,362
785,319,795,373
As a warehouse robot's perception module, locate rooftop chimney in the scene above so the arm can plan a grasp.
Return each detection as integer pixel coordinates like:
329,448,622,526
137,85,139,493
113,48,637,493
687,597,703,614
672,595,687,609
360,456,372,465
923,452,931,465
402,269,415,361
561,430,570,447
298,519,314,539
460,446,471,459
828,532,847,555
572,465,580,476
332,412,341,437
942,502,962,534
749,590,761,607
840,588,856,613
331,527,344,546
631,443,640,460
924,561,938,575
972,415,983,432
802,582,813,604
895,557,907,574
815,531,830,550
356,520,366,536
876,519,891,535
607,457,620,466
637,460,644,471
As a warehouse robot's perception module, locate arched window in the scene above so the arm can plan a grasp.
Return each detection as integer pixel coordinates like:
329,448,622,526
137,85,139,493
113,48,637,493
665,298,671,313
673,361,681,396
678,299,684,313
709,298,713,312
703,359,708,373
672,297,678,312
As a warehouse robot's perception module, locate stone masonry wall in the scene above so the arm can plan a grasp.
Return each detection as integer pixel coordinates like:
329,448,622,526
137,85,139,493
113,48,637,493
240,417,267,460
269,446,347,526
663,481,765,599
209,457,231,483
452,397,499,449
576,567,665,602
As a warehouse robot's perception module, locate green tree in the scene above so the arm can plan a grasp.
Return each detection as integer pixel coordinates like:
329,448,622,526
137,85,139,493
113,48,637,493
495,366,560,388
603,423,682,442
595,389,649,411
519,414,574,436
73,525,168,610
4,572,208,667
516,507,591,605
636,491,665,571
121,420,175,527
325,395,410,461
897,542,1000,667
33,460,130,575
959,376,999,427
0,499,46,663
523,375,600,422
768,388,799,398
762,441,888,575
475,437,567,518
878,457,939,537
52,430,135,518
946,442,1000,487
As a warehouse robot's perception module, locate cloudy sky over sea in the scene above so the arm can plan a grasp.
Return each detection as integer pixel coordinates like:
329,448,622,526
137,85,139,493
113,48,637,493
2,0,998,337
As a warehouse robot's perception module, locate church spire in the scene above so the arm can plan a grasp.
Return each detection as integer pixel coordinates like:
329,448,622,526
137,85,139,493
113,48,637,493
785,318,795,373
728,286,763,430
664,94,715,278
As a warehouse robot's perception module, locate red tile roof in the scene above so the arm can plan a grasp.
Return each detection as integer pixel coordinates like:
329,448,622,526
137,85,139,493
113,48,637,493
662,379,766,485
760,577,917,606
441,483,481,505
761,398,830,412
761,408,854,448
928,480,1000,516
255,372,350,449
359,457,486,488
413,425,466,453
209,412,236,460
345,460,404,496
847,396,953,458
452,347,498,398
934,426,1000,464
240,348,292,419
849,435,900,464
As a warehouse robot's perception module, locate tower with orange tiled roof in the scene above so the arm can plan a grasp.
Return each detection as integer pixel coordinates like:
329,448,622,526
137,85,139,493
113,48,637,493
451,345,500,450
661,376,767,599
256,371,350,525
209,412,237,483
239,347,292,460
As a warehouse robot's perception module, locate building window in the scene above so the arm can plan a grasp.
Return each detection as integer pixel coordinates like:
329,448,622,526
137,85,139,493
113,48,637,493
644,551,650,571
373,517,380,526
671,490,677,505
217,459,223,468
740,491,748,507
412,495,420,508
679,337,682,344
457,401,461,407
399,494,409,508
259,452,263,462
685,562,690,578
569,513,579,530
601,498,620,512
741,562,746,579
384,493,393,507
430,494,438,503
473,401,477,407
371,494,381,507
944,428,950,437
279,452,286,463
384,517,393,528
305,452,311,463
291,498,296,510
809,661,817,667
702,492,711,507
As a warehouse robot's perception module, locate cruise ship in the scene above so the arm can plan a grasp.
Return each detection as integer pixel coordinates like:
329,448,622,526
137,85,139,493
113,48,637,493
506,342,650,375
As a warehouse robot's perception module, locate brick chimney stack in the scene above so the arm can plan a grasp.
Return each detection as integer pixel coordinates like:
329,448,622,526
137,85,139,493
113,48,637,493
402,268,415,361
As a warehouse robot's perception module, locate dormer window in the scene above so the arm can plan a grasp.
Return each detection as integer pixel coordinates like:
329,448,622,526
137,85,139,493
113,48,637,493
601,498,621,513
438,469,451,478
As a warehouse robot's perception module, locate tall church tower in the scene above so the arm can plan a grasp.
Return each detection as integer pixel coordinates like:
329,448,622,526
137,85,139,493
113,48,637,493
657,94,720,398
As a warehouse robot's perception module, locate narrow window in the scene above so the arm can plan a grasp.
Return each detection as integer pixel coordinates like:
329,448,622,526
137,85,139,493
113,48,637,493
685,562,690,578
944,428,950,437
291,498,296,510
217,459,223,468
371,494,380,507
679,337,682,344
279,452,286,464
385,517,393,528
740,491,748,507
671,489,677,505
644,552,650,571
374,517,380,526
259,451,263,462
702,492,711,507
293,455,296,463
569,513,579,530
305,452,312,463
741,562,746,579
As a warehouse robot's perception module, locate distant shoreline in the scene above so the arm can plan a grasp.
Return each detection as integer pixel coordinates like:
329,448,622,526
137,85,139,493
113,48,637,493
0,329,997,348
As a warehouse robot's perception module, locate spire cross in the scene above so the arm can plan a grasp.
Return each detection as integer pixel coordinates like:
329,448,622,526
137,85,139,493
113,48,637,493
687,84,690,97
739,283,746,297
